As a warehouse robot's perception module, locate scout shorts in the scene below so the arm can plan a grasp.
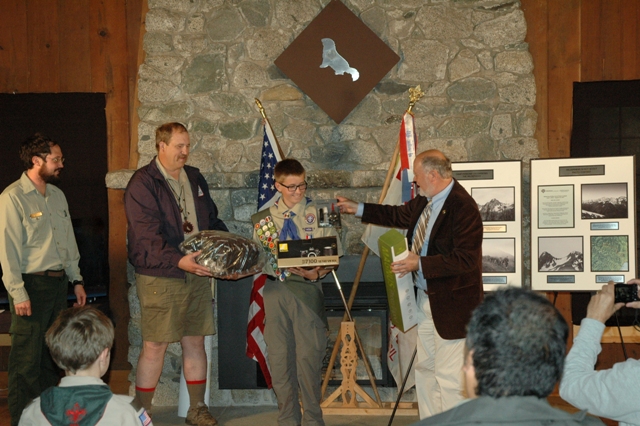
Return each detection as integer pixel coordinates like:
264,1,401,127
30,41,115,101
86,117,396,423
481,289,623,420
135,273,215,342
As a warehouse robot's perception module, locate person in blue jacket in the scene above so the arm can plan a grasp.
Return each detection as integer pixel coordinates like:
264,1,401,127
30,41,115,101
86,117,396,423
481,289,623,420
125,122,226,426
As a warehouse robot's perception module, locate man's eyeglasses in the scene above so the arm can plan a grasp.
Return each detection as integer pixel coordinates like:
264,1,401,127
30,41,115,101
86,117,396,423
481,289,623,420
278,181,308,193
41,154,65,164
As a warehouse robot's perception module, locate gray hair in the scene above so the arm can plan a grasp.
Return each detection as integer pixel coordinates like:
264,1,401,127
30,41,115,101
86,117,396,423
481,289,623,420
417,154,452,179
466,287,568,398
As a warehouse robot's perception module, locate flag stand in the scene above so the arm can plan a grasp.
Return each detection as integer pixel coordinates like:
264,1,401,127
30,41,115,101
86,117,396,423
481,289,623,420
320,87,424,418
320,272,381,410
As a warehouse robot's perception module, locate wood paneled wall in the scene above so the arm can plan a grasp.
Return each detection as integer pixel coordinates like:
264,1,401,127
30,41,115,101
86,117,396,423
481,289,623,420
521,0,640,371
0,0,143,369
522,0,640,158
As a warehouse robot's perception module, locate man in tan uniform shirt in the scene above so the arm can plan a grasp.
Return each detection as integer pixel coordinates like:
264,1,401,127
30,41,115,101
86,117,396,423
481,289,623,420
0,133,86,426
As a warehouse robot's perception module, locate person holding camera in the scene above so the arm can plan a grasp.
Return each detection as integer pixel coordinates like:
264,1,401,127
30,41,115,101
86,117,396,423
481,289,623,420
559,280,640,426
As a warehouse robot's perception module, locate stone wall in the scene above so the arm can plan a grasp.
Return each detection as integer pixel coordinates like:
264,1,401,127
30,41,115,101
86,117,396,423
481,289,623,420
106,0,538,407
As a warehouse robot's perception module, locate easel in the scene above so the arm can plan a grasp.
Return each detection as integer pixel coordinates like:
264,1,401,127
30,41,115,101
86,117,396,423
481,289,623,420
321,87,424,417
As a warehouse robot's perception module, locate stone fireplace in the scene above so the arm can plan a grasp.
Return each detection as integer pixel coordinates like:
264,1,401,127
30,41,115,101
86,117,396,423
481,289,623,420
105,0,538,407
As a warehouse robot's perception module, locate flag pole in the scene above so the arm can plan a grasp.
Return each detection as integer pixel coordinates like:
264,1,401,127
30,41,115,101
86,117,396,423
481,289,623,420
255,98,285,159
388,347,418,425
320,86,425,405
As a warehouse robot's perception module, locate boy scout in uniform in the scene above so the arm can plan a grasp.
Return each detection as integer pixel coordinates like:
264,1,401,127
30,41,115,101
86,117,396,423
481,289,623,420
251,159,341,426
19,306,152,425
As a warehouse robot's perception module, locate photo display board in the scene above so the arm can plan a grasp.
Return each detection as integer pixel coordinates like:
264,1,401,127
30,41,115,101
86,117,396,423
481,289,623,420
531,156,637,291
452,161,523,290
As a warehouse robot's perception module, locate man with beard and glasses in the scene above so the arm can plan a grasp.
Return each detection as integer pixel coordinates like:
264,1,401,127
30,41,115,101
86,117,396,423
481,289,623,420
0,133,87,426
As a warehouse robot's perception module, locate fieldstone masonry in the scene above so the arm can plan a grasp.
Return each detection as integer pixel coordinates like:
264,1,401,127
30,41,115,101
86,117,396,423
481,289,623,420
106,0,538,407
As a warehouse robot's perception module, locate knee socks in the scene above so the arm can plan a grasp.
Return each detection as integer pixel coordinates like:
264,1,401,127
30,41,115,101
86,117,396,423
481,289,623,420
134,386,155,412
186,379,207,408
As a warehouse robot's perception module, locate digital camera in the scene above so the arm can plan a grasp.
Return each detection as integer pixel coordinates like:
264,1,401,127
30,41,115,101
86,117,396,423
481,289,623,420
300,247,322,257
614,283,640,304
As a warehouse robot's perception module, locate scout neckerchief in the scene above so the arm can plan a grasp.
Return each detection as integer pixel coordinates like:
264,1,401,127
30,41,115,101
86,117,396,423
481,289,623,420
39,384,113,426
280,209,300,241
254,197,312,281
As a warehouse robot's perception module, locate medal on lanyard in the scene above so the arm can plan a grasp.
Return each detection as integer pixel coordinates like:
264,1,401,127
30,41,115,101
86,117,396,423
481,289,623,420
169,182,194,233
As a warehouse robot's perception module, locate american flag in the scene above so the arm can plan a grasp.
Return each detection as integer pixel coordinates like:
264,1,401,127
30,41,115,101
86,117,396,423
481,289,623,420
256,119,282,210
246,118,282,388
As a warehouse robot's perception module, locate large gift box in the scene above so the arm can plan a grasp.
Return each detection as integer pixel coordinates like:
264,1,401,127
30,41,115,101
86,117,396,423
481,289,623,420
277,236,340,268
378,229,418,332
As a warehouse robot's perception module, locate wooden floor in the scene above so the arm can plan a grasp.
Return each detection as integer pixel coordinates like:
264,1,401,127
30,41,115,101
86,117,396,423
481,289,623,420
0,371,617,425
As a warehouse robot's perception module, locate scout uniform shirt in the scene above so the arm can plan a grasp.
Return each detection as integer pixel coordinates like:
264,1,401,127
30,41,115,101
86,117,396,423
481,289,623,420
0,172,83,304
252,196,342,325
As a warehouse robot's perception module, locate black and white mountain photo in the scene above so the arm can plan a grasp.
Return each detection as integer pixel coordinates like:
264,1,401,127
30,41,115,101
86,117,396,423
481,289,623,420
538,236,584,272
581,183,627,219
472,187,515,222
482,238,516,273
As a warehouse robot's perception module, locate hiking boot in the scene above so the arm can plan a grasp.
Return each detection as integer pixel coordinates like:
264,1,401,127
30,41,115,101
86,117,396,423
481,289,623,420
186,402,218,426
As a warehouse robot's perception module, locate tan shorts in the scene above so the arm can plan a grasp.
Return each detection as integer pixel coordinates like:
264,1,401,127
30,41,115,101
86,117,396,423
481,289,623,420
135,273,215,343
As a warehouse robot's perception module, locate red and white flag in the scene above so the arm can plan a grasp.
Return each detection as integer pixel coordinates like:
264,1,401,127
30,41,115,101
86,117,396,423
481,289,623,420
361,110,419,389
387,321,418,390
246,118,282,388
361,111,418,257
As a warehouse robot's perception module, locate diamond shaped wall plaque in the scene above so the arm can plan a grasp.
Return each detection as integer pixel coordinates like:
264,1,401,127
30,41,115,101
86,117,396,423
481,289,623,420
274,0,400,124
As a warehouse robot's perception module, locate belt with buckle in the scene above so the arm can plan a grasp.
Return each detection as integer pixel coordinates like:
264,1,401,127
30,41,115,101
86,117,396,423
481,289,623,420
31,270,65,277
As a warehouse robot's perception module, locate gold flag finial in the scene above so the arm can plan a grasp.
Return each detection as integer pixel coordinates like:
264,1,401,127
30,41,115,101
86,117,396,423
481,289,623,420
255,98,267,119
407,85,424,114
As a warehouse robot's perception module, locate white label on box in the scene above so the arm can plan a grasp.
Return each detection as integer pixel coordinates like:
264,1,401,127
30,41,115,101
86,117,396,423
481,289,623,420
391,244,418,331
277,255,340,268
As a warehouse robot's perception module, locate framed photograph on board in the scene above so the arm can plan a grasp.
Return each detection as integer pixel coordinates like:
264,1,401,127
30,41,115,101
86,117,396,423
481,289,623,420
538,236,584,272
581,183,628,220
483,238,516,273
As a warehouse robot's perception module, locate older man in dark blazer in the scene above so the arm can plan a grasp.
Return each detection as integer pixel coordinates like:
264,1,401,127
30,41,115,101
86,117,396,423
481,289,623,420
337,149,483,419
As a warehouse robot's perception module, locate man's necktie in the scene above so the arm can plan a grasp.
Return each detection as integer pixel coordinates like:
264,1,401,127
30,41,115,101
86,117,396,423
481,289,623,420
411,202,432,281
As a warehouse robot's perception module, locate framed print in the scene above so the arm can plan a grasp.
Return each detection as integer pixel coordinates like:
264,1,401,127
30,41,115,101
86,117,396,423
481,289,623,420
453,161,522,290
531,156,636,291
